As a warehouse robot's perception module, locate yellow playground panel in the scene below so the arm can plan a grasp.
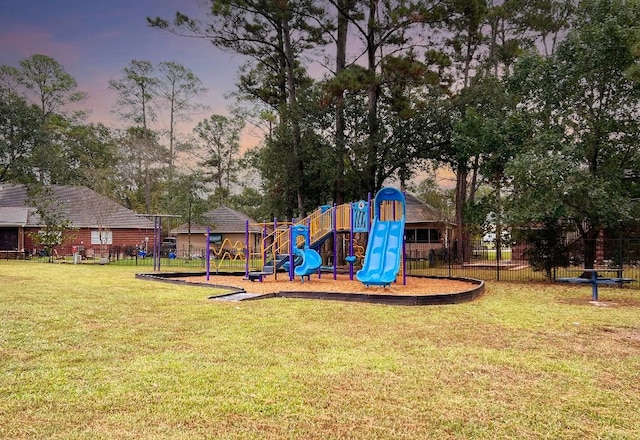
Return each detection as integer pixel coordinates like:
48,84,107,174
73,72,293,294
208,237,246,271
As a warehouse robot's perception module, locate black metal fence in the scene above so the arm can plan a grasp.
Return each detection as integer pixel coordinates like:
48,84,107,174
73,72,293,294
1,245,213,269
405,238,640,287
5,238,640,287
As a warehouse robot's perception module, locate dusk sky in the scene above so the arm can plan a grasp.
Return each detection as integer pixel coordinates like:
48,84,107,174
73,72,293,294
0,0,245,138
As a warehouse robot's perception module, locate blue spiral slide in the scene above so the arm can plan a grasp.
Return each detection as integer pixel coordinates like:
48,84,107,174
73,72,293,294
290,224,322,281
294,247,322,279
356,187,406,287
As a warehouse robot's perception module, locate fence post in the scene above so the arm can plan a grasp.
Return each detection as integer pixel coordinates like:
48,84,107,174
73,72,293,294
496,241,501,281
618,238,624,282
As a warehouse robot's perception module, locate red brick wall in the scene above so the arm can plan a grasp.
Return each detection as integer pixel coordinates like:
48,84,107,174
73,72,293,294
24,227,155,254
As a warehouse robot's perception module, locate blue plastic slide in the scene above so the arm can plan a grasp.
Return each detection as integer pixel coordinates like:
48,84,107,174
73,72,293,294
356,187,406,287
294,247,322,280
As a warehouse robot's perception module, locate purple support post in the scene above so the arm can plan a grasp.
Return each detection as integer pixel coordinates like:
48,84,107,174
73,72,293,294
273,218,278,281
402,192,406,285
349,202,355,281
367,192,372,233
152,217,157,271
333,204,338,280
402,227,407,286
244,221,249,278
206,226,211,281
262,224,267,269
390,198,400,285
154,216,161,271
308,217,320,279
289,221,294,281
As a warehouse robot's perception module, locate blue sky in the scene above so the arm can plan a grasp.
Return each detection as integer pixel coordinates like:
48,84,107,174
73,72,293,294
0,0,242,135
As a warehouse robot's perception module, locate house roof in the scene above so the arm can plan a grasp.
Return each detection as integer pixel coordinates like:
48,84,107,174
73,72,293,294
404,193,455,226
0,207,31,226
0,184,154,229
171,206,258,234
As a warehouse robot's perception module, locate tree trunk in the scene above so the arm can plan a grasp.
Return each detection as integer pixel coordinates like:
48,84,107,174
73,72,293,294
168,89,175,177
455,165,468,265
282,16,305,216
365,0,380,194
583,228,598,270
495,179,502,261
333,0,348,205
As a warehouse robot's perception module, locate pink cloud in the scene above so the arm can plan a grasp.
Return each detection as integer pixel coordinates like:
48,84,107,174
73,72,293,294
0,25,82,66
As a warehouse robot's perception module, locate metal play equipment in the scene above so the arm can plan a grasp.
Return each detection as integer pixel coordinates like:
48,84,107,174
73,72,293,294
216,188,407,287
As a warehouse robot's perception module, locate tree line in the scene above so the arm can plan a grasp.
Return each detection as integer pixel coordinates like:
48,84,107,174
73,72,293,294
150,0,640,267
0,54,250,228
2,0,640,269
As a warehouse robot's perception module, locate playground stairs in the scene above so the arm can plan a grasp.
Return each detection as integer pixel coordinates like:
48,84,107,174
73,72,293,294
267,205,345,256
247,253,294,281
264,253,291,273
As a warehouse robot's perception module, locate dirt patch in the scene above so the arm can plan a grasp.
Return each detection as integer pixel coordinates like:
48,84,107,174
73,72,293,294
175,273,478,296
558,293,640,307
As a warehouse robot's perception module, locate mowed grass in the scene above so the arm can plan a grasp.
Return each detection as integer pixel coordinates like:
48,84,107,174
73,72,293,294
1,262,640,439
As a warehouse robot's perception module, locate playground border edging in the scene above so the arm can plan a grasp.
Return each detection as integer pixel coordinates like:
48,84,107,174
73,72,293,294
136,272,485,305
135,271,247,299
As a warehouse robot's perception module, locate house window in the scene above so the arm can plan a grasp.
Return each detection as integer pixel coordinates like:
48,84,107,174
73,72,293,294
405,228,441,243
405,229,416,242
0,228,18,250
91,230,112,245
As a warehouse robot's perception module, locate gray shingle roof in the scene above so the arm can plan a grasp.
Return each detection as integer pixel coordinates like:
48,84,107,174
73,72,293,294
404,193,454,225
171,206,257,234
0,184,154,229
0,207,31,226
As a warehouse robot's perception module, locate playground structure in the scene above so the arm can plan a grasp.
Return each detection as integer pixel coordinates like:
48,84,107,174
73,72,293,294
204,187,407,287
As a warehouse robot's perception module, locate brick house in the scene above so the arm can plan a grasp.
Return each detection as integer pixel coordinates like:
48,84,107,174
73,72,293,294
0,184,154,259
403,193,456,260
170,206,259,258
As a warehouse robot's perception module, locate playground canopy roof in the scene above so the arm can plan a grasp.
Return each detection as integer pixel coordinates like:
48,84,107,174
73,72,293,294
170,206,259,235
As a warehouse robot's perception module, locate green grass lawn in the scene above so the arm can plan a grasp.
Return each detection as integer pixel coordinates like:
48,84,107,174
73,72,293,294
2,261,640,439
